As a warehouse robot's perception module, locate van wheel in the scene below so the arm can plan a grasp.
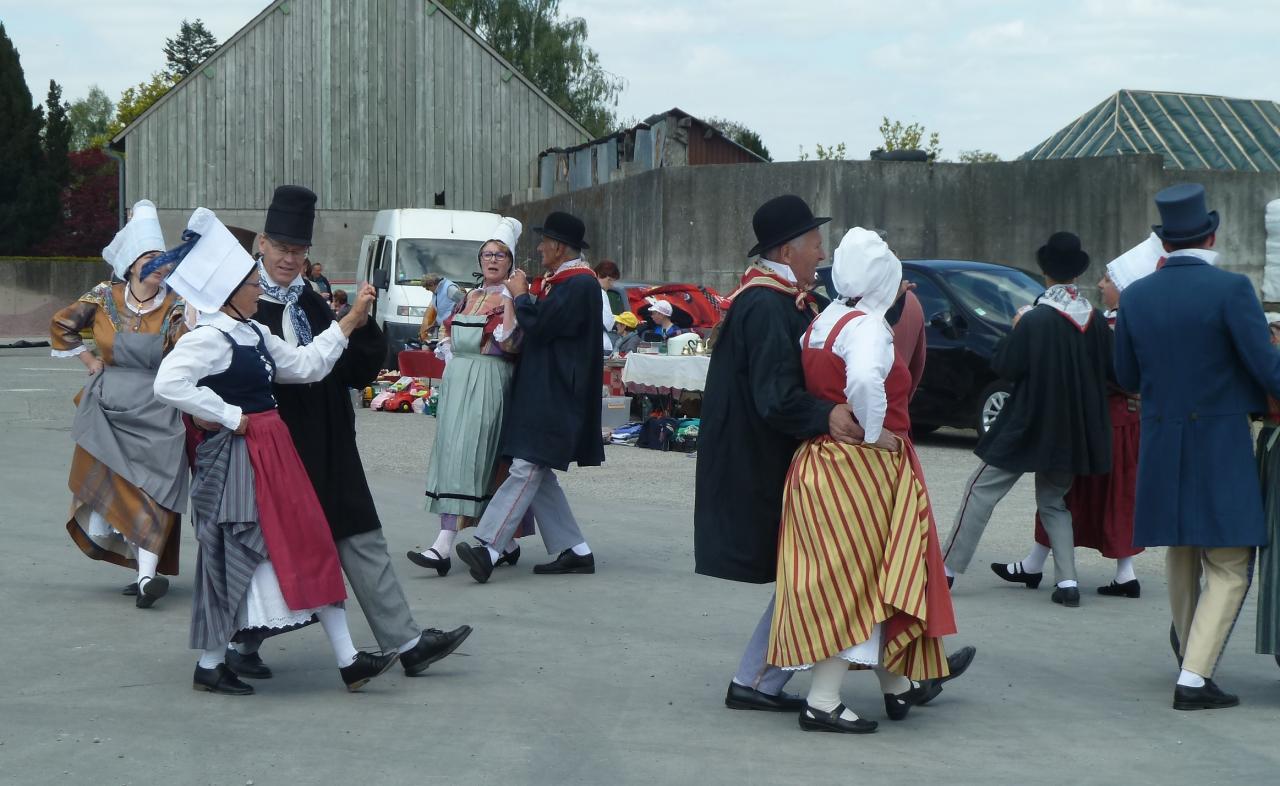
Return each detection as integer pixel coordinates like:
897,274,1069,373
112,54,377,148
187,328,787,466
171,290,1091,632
976,383,1010,436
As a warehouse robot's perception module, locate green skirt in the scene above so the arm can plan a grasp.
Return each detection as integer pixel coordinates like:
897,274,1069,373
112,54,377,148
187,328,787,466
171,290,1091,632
424,352,515,517
1256,425,1280,655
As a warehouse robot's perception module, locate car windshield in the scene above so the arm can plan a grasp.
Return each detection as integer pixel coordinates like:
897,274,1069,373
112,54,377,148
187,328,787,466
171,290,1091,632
938,268,1044,328
395,238,483,285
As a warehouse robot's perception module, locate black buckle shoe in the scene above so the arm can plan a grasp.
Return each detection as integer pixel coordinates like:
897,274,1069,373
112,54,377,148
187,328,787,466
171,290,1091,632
1051,585,1081,607
724,682,806,712
401,625,474,676
884,681,937,721
1097,579,1141,598
990,562,1043,589
135,576,169,609
193,664,254,696
1173,679,1239,711
122,582,139,596
225,648,273,679
407,548,451,577
455,542,495,583
798,704,878,734
532,549,595,575
915,645,977,706
496,544,521,567
340,651,399,692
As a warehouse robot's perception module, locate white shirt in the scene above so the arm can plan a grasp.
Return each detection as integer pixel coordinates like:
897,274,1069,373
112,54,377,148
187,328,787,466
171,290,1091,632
1170,248,1220,266
803,303,895,443
600,287,614,351
154,311,349,430
758,258,797,284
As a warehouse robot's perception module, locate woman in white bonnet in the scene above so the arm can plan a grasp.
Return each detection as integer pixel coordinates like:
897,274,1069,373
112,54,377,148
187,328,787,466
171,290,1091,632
765,227,957,734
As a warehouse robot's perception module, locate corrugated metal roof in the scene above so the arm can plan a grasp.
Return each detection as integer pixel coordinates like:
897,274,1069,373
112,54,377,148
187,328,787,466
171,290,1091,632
1021,90,1280,172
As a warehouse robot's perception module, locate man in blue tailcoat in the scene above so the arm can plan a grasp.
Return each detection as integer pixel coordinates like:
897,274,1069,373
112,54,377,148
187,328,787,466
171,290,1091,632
1115,183,1280,711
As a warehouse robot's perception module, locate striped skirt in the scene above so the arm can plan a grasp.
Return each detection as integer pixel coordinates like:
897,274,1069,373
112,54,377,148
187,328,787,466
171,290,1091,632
768,436,950,680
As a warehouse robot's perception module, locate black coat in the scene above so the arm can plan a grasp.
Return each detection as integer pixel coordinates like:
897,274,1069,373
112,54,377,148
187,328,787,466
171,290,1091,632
502,274,605,471
255,287,387,539
694,287,834,583
976,304,1113,475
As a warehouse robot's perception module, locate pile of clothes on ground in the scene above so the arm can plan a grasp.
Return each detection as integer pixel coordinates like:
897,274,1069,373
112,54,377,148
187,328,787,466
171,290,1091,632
606,416,700,452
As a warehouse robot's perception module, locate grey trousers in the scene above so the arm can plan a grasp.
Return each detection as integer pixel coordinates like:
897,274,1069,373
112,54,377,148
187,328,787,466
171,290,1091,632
942,462,1078,584
732,594,793,695
336,528,421,652
473,458,586,555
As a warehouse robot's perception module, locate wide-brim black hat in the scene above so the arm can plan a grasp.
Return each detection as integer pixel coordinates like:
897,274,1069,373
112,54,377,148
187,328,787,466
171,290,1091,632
264,185,317,246
748,194,831,257
534,210,589,250
1152,183,1220,243
1036,231,1091,281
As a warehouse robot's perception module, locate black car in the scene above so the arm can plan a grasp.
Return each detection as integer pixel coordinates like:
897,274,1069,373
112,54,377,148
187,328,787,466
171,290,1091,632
817,259,1044,435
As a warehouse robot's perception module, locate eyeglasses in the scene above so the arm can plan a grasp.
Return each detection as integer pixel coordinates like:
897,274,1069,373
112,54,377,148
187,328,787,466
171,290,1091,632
267,238,309,260
480,251,510,261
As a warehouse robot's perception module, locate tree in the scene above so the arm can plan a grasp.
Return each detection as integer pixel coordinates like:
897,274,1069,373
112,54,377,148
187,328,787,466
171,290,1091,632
33,149,120,257
68,86,115,150
705,116,771,161
877,117,942,160
163,18,219,80
44,80,72,188
958,149,1001,163
104,72,177,141
0,23,59,254
439,0,623,137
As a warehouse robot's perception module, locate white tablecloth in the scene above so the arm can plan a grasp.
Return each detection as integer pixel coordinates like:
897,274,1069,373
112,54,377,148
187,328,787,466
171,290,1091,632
621,353,711,394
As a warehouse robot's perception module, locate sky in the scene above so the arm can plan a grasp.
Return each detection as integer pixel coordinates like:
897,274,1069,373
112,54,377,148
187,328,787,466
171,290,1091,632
3,0,1278,161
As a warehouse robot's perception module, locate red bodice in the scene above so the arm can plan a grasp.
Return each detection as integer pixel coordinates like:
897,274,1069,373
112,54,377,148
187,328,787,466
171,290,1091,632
801,311,913,436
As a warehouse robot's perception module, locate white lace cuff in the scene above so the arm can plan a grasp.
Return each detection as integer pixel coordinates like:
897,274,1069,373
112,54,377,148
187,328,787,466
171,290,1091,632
51,345,89,358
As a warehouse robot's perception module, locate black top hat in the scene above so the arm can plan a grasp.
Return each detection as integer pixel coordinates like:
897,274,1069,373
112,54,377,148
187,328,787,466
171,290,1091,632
264,185,318,246
748,195,831,257
1152,183,1219,243
534,211,589,250
1036,231,1091,281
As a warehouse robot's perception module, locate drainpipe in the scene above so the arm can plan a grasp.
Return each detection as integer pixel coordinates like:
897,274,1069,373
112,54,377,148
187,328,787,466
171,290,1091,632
103,147,126,229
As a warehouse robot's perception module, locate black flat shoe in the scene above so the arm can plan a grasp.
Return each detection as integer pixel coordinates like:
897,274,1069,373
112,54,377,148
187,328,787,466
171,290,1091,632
455,542,494,583
401,625,473,676
990,562,1043,589
122,582,138,596
798,704,878,734
135,576,169,609
916,645,977,706
340,651,399,692
533,549,595,575
884,681,936,721
193,664,254,696
724,682,806,712
1173,679,1239,711
1051,585,1081,607
225,648,273,679
1097,579,1141,598
496,544,521,567
407,548,451,577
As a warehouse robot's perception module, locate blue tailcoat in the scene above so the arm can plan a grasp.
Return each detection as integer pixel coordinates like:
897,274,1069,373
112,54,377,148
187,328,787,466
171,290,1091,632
1115,254,1280,547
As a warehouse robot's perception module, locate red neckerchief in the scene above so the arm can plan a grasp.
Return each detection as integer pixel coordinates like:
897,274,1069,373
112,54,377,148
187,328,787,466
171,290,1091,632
726,264,819,315
529,266,595,298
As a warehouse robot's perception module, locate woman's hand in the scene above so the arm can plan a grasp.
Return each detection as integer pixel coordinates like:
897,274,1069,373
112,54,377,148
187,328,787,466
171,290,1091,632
80,353,104,376
233,415,250,435
872,432,901,453
192,416,222,432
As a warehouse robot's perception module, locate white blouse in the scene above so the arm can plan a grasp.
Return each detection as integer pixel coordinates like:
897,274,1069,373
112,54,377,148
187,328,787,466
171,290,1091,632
154,311,349,430
802,303,895,443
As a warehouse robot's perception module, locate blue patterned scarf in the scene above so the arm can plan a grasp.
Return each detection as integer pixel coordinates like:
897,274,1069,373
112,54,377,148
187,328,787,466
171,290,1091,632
257,261,314,345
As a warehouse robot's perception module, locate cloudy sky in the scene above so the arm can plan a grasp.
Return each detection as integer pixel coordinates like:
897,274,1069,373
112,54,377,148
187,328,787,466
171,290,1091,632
5,0,1277,160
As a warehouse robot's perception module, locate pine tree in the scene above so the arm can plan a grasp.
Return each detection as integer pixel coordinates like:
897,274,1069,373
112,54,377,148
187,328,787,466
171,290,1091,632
0,23,59,254
44,80,72,188
163,19,219,80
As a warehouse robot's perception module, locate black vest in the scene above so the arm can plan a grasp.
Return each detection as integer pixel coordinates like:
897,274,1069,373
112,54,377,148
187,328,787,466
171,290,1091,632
196,324,278,414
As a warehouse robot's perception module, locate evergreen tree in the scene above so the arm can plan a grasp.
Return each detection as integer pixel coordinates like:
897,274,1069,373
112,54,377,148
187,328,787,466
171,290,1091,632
0,23,59,254
44,80,72,188
68,86,115,150
163,19,219,80
706,117,772,161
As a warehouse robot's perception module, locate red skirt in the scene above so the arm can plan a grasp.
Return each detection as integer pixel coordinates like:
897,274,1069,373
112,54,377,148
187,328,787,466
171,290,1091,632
1035,393,1142,559
244,410,347,610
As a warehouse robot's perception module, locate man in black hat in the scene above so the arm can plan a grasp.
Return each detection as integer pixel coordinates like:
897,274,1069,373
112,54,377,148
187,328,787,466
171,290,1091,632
228,184,472,679
454,210,604,583
942,231,1113,607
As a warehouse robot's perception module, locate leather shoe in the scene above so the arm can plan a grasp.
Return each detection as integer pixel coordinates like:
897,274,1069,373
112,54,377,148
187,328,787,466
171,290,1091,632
884,681,936,721
225,648,273,679
724,682,805,712
407,548,451,577
193,664,254,696
533,549,595,575
990,562,1043,589
455,542,494,584
1173,679,1239,711
1051,585,1081,607
496,544,521,567
401,625,473,676
798,704,878,734
135,575,169,609
340,651,399,692
122,582,139,596
1097,579,1141,598
915,645,977,706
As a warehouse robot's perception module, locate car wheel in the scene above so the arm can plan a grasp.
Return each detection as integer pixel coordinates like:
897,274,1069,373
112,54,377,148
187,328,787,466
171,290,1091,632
977,383,1011,436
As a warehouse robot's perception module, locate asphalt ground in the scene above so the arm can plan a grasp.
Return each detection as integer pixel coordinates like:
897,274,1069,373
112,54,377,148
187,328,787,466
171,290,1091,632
1,345,1278,785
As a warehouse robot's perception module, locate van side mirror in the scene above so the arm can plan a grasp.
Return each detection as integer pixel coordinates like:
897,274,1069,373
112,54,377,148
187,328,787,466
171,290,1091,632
371,269,390,290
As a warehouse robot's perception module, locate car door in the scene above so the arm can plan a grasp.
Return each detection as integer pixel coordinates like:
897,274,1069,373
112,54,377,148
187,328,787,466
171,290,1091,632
906,269,974,428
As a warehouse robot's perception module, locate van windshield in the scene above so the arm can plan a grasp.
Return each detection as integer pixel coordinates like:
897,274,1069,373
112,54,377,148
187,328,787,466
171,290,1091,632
395,239,482,285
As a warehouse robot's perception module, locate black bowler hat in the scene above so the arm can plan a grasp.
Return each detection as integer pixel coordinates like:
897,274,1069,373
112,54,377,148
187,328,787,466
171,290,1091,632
534,211,589,250
1152,183,1219,243
264,185,318,246
1036,231,1091,281
748,195,831,257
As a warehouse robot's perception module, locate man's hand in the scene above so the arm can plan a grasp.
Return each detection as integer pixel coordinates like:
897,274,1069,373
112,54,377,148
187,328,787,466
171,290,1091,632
828,404,865,445
507,268,529,298
896,279,916,301
338,283,377,335
233,415,250,435
871,432,901,453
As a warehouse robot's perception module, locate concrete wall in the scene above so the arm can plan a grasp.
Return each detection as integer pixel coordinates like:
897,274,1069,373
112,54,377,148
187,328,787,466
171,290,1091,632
503,154,1280,298
0,259,112,339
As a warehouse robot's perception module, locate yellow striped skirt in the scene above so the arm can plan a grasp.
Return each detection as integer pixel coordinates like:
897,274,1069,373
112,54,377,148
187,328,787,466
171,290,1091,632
767,436,948,680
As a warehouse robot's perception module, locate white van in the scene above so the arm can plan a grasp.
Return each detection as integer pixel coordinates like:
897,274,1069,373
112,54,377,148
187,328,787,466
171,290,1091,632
355,208,506,367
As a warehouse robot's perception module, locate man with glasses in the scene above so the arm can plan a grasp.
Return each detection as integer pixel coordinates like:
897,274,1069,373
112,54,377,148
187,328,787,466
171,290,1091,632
231,185,473,681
